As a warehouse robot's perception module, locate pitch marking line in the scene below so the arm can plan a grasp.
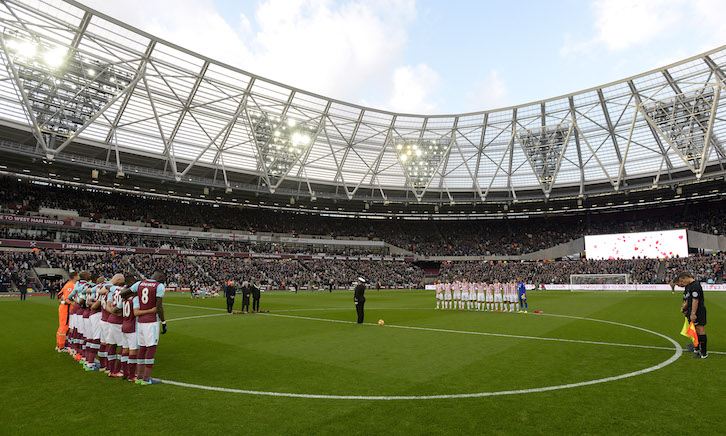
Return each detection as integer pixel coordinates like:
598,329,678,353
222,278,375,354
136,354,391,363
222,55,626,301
166,303,227,311
164,305,724,354
159,311,684,400
166,313,231,322
260,312,672,352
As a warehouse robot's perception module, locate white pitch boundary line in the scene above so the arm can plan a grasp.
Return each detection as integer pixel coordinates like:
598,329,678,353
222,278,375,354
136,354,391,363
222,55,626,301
159,311,685,400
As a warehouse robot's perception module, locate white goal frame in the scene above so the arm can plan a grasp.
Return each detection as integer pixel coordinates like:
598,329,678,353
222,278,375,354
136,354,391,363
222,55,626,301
569,274,630,291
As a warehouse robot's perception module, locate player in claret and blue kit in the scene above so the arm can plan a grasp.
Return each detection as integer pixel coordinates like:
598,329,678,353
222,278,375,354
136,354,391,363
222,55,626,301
123,271,167,385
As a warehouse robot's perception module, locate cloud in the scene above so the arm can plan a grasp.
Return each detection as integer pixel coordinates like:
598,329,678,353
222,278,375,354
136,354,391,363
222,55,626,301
560,0,726,56
591,0,683,51
464,70,509,111
386,63,440,113
79,0,421,110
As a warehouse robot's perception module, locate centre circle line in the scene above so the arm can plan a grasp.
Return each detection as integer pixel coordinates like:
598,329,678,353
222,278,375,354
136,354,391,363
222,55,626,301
158,310,683,400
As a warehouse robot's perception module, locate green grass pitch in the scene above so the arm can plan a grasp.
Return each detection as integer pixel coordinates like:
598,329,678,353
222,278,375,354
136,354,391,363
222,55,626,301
1,289,724,435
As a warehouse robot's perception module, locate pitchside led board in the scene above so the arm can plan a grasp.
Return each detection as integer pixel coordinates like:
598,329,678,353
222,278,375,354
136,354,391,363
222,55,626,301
584,229,689,260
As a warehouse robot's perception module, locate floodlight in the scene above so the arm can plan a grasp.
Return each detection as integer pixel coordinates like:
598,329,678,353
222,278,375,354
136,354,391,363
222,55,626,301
287,119,296,127
20,40,37,57
42,46,66,68
87,68,95,76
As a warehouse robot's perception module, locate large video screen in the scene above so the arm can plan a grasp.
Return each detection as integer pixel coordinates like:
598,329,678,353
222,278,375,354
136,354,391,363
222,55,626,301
585,229,688,260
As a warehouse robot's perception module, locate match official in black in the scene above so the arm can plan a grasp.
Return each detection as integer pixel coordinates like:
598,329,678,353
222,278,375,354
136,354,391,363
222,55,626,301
251,280,261,312
224,280,236,313
677,272,708,358
241,280,252,313
354,277,366,324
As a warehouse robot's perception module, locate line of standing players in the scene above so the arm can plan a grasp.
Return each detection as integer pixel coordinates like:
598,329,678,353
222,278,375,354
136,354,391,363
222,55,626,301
55,269,167,385
434,279,528,313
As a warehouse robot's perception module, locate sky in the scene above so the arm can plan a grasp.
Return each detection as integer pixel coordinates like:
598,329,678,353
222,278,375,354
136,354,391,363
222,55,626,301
80,0,725,115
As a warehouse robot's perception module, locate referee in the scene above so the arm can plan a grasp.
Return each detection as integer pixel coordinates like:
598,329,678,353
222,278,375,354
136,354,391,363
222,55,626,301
224,280,236,313
354,277,366,324
676,272,708,359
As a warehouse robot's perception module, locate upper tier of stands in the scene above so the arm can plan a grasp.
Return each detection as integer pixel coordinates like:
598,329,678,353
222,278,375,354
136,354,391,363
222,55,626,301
1,176,725,256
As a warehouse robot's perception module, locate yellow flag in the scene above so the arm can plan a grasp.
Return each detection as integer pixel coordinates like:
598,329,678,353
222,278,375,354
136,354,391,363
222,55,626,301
680,318,690,338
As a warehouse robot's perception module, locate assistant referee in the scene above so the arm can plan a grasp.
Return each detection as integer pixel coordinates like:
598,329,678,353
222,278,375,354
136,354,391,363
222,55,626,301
354,277,366,324
676,272,708,359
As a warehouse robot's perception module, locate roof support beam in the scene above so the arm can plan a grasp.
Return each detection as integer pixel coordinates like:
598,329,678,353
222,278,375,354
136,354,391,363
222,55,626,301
627,80,674,178
597,88,628,185
0,33,49,153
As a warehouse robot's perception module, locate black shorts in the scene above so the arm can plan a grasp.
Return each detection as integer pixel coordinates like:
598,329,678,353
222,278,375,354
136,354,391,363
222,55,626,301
694,307,707,326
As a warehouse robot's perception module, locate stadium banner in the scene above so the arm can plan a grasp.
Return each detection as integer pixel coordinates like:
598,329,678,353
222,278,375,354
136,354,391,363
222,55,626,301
279,236,385,247
81,221,255,241
543,283,726,291
0,213,79,227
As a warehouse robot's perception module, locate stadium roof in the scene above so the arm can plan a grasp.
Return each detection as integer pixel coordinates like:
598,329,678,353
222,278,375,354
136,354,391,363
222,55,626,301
0,0,725,208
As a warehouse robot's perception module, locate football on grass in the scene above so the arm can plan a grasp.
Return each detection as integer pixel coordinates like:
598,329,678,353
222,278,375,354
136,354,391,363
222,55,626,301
378,319,385,326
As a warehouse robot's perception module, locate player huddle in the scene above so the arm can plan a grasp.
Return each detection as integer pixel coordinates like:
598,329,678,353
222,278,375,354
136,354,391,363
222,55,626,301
434,279,528,313
57,270,167,385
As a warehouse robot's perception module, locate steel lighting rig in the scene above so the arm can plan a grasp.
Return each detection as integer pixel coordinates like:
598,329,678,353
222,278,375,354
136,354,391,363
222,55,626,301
1,31,132,139
251,112,317,184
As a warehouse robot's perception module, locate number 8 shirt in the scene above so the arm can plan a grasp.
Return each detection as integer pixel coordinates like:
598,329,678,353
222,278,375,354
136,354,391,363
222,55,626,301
130,279,166,347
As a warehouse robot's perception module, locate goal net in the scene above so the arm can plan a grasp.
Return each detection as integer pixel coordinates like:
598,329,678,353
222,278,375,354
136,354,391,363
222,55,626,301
569,274,630,291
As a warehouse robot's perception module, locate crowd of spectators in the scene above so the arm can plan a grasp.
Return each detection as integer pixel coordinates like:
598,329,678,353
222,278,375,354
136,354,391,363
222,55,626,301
438,254,725,284
664,255,725,284
0,247,723,293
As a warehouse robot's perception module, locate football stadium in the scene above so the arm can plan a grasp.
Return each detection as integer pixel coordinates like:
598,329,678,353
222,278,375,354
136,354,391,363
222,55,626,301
1,0,725,434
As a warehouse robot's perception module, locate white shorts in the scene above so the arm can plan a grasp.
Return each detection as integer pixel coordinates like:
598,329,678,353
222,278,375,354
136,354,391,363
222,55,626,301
453,292,461,300
486,295,493,303
494,294,503,302
470,294,477,301
445,294,452,301
69,314,75,330
89,312,102,340
436,293,443,300
108,323,123,345
74,314,82,334
137,321,160,347
122,331,138,350
461,292,469,301
100,320,110,343
477,293,485,302
80,316,89,336
511,294,519,302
